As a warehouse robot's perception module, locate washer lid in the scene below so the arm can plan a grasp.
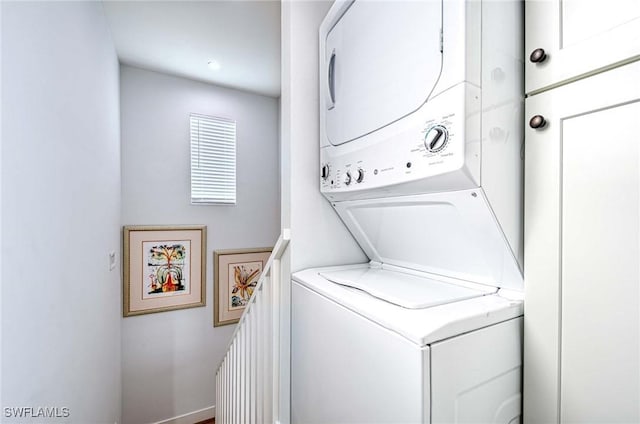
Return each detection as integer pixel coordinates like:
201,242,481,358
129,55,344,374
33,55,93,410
293,266,524,346
332,189,524,291
319,267,494,309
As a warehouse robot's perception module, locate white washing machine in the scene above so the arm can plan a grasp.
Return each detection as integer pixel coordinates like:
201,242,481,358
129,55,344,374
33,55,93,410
291,191,525,423
292,267,523,423
292,0,524,423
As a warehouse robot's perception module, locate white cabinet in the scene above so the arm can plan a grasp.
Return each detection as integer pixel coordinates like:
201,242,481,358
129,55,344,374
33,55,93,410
525,0,640,94
524,60,640,423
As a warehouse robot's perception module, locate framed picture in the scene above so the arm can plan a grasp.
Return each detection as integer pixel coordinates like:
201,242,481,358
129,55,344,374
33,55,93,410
123,225,206,317
213,247,272,327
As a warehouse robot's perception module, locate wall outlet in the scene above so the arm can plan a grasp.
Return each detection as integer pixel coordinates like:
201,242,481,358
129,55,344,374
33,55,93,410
109,251,117,271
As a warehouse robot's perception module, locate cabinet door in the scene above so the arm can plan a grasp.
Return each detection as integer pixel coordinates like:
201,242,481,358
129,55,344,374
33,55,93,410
525,0,640,94
524,61,640,423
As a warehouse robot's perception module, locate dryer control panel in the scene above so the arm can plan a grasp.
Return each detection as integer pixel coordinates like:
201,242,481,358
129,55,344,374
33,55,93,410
320,83,480,200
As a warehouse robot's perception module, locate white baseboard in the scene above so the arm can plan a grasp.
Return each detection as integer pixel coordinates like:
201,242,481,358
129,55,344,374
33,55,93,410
152,405,215,424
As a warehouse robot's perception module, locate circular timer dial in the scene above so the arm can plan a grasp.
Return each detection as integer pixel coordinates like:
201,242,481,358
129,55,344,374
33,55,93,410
424,125,449,153
343,171,352,186
321,164,330,180
355,168,364,183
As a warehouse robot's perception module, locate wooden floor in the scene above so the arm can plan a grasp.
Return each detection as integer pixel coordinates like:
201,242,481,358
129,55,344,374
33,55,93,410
194,419,214,424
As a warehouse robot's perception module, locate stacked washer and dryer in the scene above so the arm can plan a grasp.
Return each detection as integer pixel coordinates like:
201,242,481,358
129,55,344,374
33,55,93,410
292,1,524,423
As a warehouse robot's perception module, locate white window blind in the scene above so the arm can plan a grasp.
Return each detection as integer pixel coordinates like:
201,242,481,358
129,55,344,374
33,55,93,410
190,113,236,204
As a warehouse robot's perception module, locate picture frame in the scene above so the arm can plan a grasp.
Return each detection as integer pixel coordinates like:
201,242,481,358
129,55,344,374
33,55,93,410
213,247,272,327
123,225,206,317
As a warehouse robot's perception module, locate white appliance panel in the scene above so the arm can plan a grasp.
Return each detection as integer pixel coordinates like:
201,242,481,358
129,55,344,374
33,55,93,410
431,317,523,423
291,281,428,424
333,189,523,290
480,0,524,267
321,83,479,201
324,0,443,146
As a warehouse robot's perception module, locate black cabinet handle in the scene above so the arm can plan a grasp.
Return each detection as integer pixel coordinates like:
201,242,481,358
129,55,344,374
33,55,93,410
530,48,547,63
529,115,547,129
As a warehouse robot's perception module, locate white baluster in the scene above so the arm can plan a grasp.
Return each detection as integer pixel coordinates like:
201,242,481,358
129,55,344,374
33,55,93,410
245,311,251,423
213,232,289,424
231,340,236,424
240,321,246,424
272,259,281,422
264,274,273,422
255,291,263,424
250,298,257,423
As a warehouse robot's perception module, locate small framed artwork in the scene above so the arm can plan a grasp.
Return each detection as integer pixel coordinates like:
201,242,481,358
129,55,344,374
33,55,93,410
123,225,206,317
214,247,272,327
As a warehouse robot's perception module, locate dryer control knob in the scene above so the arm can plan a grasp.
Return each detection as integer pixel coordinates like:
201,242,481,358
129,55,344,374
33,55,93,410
321,164,330,180
355,168,364,183
425,125,449,152
343,171,352,186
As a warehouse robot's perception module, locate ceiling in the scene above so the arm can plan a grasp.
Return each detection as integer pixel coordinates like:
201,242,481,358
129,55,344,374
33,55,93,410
102,0,281,98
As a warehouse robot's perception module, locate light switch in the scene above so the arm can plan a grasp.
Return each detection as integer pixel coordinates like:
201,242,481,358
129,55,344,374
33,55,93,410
109,251,117,271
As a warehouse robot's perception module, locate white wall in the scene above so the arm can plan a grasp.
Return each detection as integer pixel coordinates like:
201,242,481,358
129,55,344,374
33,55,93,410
1,2,121,423
120,65,280,424
279,2,366,421
281,0,365,273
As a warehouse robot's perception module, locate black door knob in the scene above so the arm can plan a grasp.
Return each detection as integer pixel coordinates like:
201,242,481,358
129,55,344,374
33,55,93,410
530,48,547,63
529,115,547,129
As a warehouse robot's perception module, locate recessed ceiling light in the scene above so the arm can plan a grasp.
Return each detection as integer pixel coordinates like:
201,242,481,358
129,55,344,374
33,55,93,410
208,60,221,71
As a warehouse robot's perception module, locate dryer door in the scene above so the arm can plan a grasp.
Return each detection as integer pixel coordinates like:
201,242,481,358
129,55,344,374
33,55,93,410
323,0,443,146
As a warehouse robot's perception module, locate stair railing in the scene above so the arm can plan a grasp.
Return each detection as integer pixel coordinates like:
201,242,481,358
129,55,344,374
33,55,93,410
215,229,290,424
